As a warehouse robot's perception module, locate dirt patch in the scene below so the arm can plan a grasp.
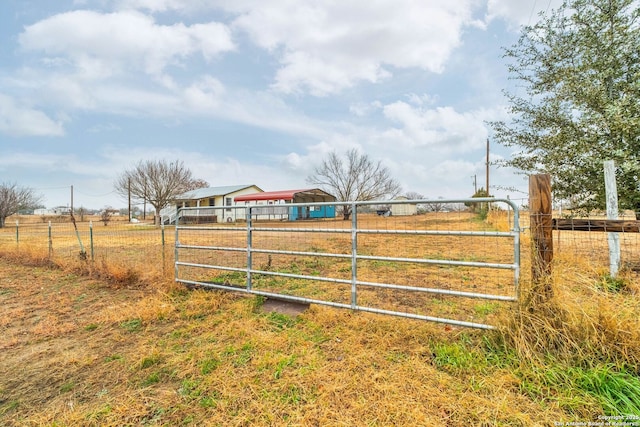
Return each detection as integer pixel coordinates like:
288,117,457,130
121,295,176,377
261,298,310,316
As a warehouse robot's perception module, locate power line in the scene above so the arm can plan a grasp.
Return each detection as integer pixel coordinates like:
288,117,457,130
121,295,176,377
74,189,117,198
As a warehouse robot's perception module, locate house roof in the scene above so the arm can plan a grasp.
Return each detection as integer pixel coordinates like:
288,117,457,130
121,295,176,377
174,185,261,201
234,188,336,202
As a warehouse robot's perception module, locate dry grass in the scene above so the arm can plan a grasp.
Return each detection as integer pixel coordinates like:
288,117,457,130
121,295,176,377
1,210,639,425
0,258,565,426
499,249,640,365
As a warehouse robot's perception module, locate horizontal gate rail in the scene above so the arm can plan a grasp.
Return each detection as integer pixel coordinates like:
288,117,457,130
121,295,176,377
175,198,520,329
176,278,496,330
355,254,515,270
357,229,512,237
178,245,247,252
177,261,516,301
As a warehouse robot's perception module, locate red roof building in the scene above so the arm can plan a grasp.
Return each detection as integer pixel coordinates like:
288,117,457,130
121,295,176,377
234,188,336,203
234,188,337,221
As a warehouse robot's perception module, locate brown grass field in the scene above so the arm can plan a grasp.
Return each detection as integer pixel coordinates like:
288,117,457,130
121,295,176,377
1,210,639,426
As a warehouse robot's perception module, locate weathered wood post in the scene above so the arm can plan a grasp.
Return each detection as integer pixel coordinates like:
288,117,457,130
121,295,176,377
529,174,553,300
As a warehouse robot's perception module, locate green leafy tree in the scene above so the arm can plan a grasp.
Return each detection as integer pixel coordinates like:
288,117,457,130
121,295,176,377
491,0,640,215
465,187,491,218
0,182,42,228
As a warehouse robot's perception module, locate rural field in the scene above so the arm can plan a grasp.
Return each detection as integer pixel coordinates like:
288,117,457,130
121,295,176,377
1,209,639,425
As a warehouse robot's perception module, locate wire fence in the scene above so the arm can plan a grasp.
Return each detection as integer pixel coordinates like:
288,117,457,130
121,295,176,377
174,199,520,329
1,204,522,327
2,200,638,295
0,217,174,284
550,209,640,273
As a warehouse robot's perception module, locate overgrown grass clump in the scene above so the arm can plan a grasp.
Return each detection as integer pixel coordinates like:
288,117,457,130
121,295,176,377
490,252,640,417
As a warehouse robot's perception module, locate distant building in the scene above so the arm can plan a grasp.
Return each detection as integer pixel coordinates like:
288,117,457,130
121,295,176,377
161,185,263,224
234,188,336,221
34,207,71,216
390,196,417,216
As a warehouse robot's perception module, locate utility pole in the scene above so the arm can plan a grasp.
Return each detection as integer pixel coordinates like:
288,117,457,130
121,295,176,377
143,182,147,220
70,185,74,215
486,138,490,196
472,175,477,194
128,178,132,222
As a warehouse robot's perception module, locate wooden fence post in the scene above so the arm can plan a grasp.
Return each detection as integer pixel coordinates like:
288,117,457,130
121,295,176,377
529,174,553,300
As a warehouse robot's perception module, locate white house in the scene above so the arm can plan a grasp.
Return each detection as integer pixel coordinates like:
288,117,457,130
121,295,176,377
34,206,71,216
161,184,263,224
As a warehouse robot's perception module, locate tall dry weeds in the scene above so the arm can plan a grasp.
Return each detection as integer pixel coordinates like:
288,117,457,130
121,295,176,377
497,252,640,370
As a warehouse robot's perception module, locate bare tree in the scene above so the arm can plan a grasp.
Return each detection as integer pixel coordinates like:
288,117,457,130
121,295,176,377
0,182,42,228
426,196,450,213
186,178,210,191
114,160,207,225
100,206,118,226
404,191,424,200
405,191,428,214
307,149,401,220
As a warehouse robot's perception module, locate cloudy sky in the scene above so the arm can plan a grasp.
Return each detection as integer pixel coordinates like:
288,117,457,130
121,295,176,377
1,0,562,210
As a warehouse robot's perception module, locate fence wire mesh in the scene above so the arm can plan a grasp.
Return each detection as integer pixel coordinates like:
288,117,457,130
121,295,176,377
0,218,173,284
1,200,524,328
175,200,520,329
549,208,640,273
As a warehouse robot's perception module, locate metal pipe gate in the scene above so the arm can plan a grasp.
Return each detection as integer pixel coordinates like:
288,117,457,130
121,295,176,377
175,198,520,329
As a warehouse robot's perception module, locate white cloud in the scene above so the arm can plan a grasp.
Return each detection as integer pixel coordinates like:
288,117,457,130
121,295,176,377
19,10,235,78
229,0,479,95
0,94,64,137
0,151,114,177
349,101,382,117
182,76,226,111
87,123,122,133
379,101,494,152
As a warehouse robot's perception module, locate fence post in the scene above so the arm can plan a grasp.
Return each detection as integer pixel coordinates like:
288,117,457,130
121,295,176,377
246,205,253,291
529,174,553,300
48,221,52,259
89,221,94,261
604,160,620,277
350,202,358,309
161,223,165,274
15,220,19,244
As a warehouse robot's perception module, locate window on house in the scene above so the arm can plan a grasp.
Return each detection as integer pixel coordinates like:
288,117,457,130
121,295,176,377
209,198,215,206
225,197,232,211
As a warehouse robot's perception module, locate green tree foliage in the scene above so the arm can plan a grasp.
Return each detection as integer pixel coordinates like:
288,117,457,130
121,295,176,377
466,187,490,218
0,182,42,228
491,0,640,214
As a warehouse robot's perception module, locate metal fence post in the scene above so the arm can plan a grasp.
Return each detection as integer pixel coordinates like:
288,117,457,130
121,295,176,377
174,209,180,283
350,202,358,308
48,221,53,259
89,221,94,261
161,223,166,273
247,206,253,291
15,220,19,244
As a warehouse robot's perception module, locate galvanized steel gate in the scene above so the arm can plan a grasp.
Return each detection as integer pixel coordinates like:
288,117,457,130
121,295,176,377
175,198,520,329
